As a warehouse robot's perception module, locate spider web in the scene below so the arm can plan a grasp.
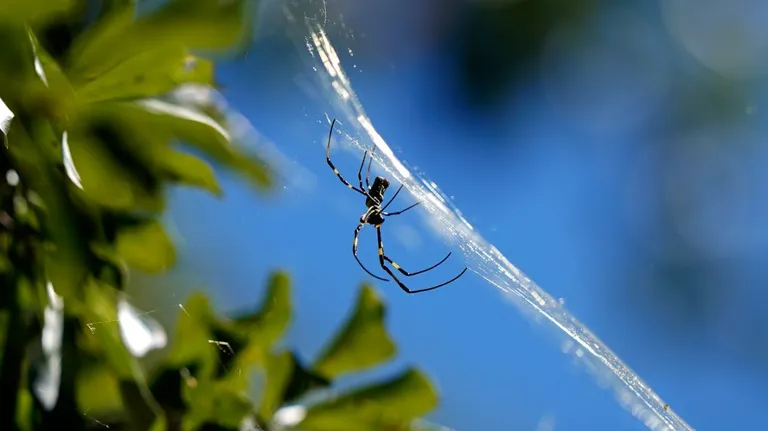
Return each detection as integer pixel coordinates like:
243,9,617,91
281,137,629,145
276,1,695,431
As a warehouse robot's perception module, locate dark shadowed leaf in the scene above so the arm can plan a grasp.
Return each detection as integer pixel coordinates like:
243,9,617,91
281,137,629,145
98,0,136,16
148,366,189,414
62,126,166,213
63,130,135,208
66,0,251,85
7,123,87,300
25,31,76,121
114,220,174,273
71,103,222,197
0,25,36,83
119,380,163,431
259,350,330,420
298,368,439,431
312,285,396,378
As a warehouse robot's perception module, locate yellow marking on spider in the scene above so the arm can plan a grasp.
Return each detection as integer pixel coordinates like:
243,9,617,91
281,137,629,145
333,168,339,174
391,262,400,270
353,237,358,246
378,248,383,255
347,183,353,188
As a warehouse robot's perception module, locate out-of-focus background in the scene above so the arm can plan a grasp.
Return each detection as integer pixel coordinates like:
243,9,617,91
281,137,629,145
131,0,768,429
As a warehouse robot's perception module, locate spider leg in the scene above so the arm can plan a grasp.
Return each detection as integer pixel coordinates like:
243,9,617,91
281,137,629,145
365,149,417,214
383,201,420,216
365,145,375,190
383,251,453,277
353,223,389,281
380,182,421,215
381,184,403,211
357,149,369,192
326,119,366,195
376,227,467,294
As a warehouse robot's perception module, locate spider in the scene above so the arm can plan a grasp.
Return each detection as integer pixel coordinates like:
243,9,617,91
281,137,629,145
325,118,468,294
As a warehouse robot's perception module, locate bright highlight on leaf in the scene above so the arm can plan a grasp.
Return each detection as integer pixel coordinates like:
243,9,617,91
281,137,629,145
0,96,13,136
117,299,167,358
32,282,65,411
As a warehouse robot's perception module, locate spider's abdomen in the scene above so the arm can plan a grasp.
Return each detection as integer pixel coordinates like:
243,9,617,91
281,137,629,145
366,211,385,226
366,176,389,207
365,195,382,207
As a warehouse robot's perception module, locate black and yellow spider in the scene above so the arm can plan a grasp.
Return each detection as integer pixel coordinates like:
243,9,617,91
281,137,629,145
325,118,467,294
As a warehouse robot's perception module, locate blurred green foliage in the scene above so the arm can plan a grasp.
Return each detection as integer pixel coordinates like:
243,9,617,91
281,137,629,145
79,273,440,431
0,1,442,430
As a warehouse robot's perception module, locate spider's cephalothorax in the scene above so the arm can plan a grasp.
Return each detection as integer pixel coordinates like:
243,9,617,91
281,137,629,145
325,118,468,294
365,176,389,208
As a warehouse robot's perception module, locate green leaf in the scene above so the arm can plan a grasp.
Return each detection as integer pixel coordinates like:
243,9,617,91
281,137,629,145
312,285,396,378
259,351,330,420
0,25,33,79
182,379,254,430
94,100,272,189
155,148,221,196
26,28,76,120
7,123,88,301
168,292,217,374
136,100,272,189
66,0,252,84
215,272,292,374
81,280,134,378
74,43,215,104
0,26,50,119
115,220,175,273
298,368,439,431
14,387,34,431
70,102,222,198
141,0,252,49
233,271,292,348
76,365,122,416
63,130,134,208
63,129,164,212
0,0,74,24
